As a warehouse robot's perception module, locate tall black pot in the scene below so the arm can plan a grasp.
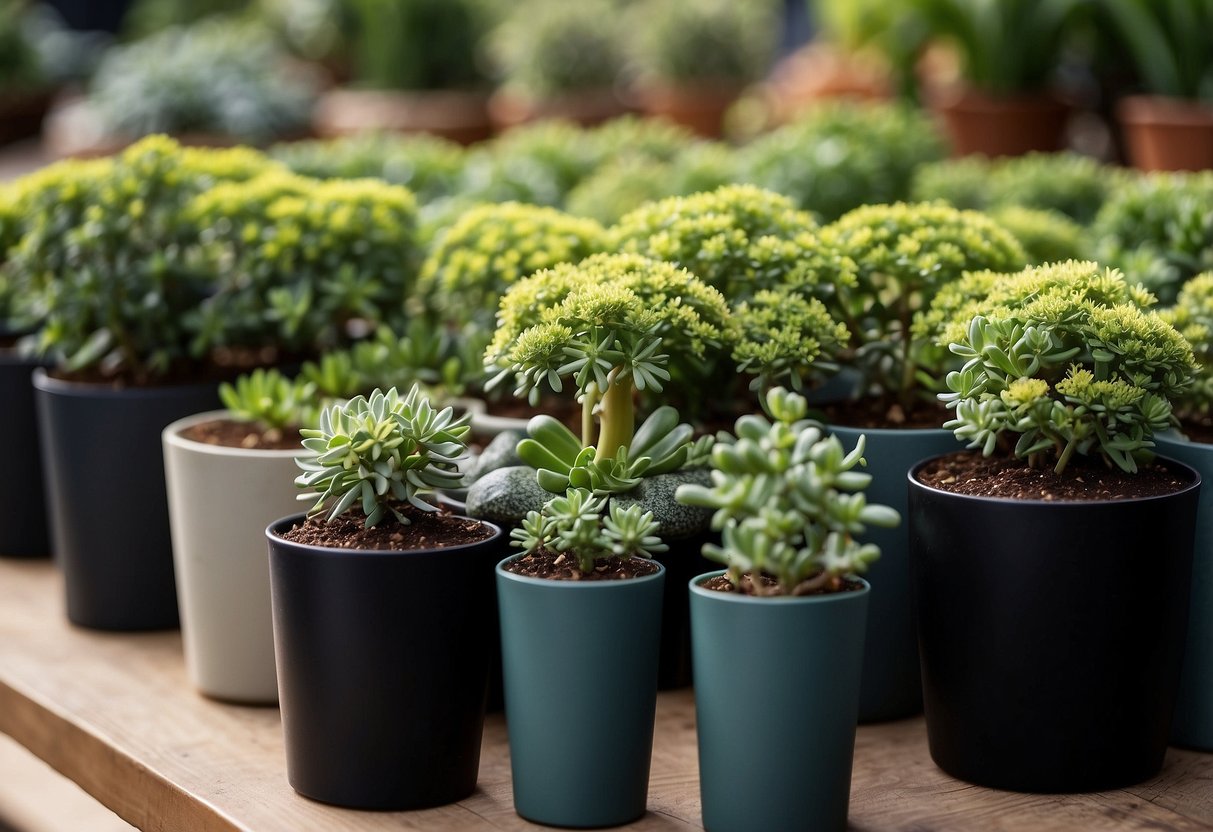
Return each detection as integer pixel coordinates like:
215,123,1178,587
33,370,220,630
908,453,1200,792
0,352,49,557
267,515,506,810
653,531,716,689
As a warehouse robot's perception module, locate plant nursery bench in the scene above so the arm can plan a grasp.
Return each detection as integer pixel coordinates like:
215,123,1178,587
0,557,1211,832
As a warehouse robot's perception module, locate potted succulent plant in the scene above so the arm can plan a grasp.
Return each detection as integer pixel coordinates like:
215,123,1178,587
812,200,1027,721
910,259,1199,791
1157,272,1213,751
675,386,898,832
486,0,632,129
496,489,666,827
15,137,276,630
456,120,600,208
162,368,316,704
626,0,776,137
1101,0,1213,170
266,386,505,809
313,0,496,143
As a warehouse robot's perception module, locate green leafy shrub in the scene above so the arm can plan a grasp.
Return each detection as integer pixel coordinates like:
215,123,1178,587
295,385,470,527
738,101,946,221
908,156,988,211
1093,171,1213,302
936,261,1194,473
418,202,605,326
219,367,318,431
1161,273,1213,424
676,386,899,596
1101,0,1213,100
628,0,776,86
459,120,599,207
992,206,1087,265
0,2,44,91
86,17,317,143
822,201,1027,411
269,133,466,204
730,287,851,393
586,116,699,164
511,488,666,573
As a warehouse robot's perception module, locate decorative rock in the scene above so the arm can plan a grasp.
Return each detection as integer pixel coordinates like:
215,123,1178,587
613,468,713,541
465,465,548,525
466,430,526,484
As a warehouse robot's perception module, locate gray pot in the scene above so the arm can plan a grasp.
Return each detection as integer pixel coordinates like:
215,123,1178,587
1156,433,1213,751
496,554,665,828
691,572,870,832
827,425,957,722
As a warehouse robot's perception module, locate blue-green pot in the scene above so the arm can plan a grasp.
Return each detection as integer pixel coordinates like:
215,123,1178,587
691,572,870,832
496,555,665,828
1157,433,1213,751
827,425,957,722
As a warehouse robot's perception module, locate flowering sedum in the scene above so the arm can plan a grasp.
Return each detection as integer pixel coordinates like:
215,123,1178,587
1162,272,1213,424
990,206,1087,265
511,488,667,573
937,261,1195,474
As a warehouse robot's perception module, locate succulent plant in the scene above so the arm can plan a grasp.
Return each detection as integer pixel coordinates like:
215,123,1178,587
295,386,470,527
219,367,318,432
730,287,851,393
511,487,667,573
459,120,600,207
1161,272,1213,425
628,0,777,86
992,206,1088,265
738,101,946,222
676,386,899,596
586,116,700,164
936,261,1195,474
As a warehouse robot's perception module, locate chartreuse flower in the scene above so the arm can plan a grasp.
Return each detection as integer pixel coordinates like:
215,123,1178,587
935,261,1195,474
295,386,469,527
510,488,667,573
676,387,899,596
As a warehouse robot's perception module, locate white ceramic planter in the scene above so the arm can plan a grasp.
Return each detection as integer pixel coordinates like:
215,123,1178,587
163,411,302,703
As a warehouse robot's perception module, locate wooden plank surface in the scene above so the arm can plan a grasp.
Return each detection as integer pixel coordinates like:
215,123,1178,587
0,558,1211,831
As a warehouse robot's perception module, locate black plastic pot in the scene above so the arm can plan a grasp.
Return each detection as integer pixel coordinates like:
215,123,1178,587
908,453,1200,792
0,352,49,557
652,532,716,689
33,370,220,630
267,514,506,810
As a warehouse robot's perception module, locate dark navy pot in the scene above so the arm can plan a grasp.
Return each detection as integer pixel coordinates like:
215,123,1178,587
0,351,50,557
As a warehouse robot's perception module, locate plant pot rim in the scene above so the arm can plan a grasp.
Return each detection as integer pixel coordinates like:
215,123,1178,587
689,569,870,605
31,367,217,398
907,452,1201,507
925,83,1068,112
495,552,665,589
164,410,303,459
267,512,503,558
825,421,954,438
1156,430,1213,450
1118,94,1213,125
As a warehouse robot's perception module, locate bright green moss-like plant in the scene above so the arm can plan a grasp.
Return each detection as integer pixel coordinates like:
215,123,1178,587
459,120,599,207
1162,272,1213,425
992,206,1087,265
511,488,666,573
738,102,946,222
730,287,851,392
295,386,469,527
821,201,1028,410
676,387,899,596
629,0,776,86
219,367,318,432
418,202,605,326
937,261,1195,474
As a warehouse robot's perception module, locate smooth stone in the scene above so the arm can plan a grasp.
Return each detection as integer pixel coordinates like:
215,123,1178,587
465,465,548,525
467,430,526,484
614,468,713,541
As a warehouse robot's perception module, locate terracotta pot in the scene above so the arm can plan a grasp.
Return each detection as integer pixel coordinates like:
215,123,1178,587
928,85,1069,157
635,82,742,138
1118,95,1213,172
312,87,493,145
487,87,635,130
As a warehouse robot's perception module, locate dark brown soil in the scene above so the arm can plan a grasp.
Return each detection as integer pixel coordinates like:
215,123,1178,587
820,397,950,430
700,571,867,596
47,348,298,388
504,547,661,581
180,417,303,451
916,451,1190,501
1177,418,1213,445
278,502,494,550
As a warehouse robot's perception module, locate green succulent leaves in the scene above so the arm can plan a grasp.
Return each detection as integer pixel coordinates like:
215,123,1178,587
676,387,899,596
219,368,316,432
510,488,667,574
295,386,469,527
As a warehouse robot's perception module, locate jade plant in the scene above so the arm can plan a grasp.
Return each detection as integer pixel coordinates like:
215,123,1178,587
676,387,899,596
511,488,667,573
935,261,1195,474
820,201,1028,414
295,385,470,527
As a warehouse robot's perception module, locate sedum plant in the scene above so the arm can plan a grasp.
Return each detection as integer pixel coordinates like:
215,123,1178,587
738,101,946,222
1161,272,1213,426
936,261,1195,474
676,387,899,596
628,0,776,87
295,385,469,527
219,367,318,434
459,121,599,207
991,206,1087,265
417,202,606,327
511,488,666,573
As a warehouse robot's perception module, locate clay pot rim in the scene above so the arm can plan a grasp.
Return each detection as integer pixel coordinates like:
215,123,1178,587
1117,94,1213,127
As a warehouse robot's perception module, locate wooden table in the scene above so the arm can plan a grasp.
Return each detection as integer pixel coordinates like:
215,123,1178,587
1,558,1211,832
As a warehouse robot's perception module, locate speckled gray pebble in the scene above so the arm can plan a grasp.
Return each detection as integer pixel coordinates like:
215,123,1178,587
466,430,526,483
613,468,713,541
465,465,548,525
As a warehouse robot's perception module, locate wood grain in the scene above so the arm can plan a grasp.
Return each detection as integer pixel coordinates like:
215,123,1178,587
0,559,1210,831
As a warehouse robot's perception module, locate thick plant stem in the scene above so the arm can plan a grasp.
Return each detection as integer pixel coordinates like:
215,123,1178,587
581,382,599,449
1054,436,1078,475
594,370,634,462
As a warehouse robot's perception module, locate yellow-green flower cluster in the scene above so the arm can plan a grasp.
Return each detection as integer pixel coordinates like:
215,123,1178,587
1162,272,1213,422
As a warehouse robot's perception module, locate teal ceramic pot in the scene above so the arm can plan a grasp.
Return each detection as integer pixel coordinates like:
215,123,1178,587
691,572,870,832
827,425,957,722
496,555,665,828
1156,433,1213,751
